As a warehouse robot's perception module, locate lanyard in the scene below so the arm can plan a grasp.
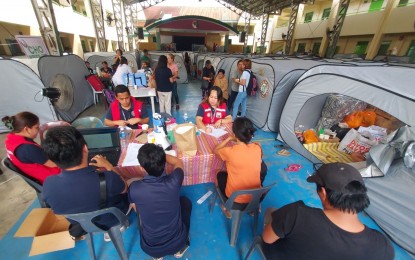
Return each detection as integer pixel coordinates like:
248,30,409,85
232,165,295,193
210,107,217,124
121,109,129,121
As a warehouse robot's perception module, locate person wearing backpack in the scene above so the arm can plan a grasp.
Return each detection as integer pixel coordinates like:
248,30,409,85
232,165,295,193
232,59,251,120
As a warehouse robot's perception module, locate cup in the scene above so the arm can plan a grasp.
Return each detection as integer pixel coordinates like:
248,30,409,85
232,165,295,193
141,124,149,132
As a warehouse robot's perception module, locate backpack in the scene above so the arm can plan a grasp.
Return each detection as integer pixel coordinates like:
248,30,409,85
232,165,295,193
102,89,116,109
244,69,258,96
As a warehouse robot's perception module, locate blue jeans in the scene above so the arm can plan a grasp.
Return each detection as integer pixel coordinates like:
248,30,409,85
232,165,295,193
171,82,179,105
232,91,247,119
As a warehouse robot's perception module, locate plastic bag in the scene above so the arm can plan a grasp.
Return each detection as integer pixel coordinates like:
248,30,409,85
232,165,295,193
303,129,319,144
358,125,387,142
338,129,377,155
343,110,376,128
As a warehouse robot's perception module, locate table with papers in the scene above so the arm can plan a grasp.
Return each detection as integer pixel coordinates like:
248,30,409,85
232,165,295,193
116,123,233,186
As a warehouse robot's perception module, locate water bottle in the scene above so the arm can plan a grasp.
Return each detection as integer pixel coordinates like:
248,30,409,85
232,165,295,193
183,113,188,123
119,126,127,149
295,125,305,143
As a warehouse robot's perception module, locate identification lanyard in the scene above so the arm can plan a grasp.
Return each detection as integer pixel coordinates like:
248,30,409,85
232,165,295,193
121,109,130,121
210,107,217,124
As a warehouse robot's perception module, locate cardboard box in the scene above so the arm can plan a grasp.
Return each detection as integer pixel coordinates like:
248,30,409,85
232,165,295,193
15,208,74,256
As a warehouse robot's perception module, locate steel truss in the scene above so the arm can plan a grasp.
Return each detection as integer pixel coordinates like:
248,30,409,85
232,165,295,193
30,0,63,55
112,0,124,50
89,0,106,51
326,0,350,58
284,1,299,55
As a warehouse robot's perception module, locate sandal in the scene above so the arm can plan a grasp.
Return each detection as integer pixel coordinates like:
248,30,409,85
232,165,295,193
277,149,291,156
285,164,302,172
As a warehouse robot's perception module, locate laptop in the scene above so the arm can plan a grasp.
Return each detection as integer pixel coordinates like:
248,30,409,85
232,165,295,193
78,127,121,166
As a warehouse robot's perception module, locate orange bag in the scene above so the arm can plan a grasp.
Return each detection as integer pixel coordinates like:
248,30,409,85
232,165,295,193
360,110,376,127
303,129,319,144
343,110,376,128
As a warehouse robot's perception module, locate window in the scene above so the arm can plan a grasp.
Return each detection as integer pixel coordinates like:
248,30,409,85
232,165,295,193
398,0,408,6
88,40,94,52
354,41,369,55
369,0,384,12
297,43,306,53
377,41,391,55
407,40,415,63
312,42,321,54
304,12,314,23
81,40,87,52
322,8,331,20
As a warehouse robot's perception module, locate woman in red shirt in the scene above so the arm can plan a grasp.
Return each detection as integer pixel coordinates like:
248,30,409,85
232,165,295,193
3,112,60,183
196,86,232,133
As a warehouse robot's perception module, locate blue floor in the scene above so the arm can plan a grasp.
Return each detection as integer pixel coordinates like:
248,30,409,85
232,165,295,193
1,80,412,259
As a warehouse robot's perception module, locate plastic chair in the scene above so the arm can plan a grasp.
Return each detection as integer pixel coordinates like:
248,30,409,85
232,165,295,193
64,207,129,260
244,236,268,260
210,183,276,246
72,117,104,129
1,157,47,208
39,120,70,143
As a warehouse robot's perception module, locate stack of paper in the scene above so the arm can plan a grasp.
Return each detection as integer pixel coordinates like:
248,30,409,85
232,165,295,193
122,143,144,166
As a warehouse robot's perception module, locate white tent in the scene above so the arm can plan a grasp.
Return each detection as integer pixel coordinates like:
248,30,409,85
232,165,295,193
278,64,415,255
0,59,57,132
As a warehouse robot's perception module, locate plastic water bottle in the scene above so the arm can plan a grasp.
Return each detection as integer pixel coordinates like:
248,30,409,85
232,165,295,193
119,126,128,149
295,125,305,143
183,113,188,123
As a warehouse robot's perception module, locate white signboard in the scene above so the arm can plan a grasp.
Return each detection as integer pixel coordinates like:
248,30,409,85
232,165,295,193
15,35,50,58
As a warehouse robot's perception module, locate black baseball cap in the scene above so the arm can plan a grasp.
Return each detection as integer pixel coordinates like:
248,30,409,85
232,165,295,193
307,163,364,193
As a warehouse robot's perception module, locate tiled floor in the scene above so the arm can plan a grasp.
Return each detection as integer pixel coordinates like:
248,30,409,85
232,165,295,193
0,80,412,259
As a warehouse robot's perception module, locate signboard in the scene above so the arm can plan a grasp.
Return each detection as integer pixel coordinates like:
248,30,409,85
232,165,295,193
15,36,50,58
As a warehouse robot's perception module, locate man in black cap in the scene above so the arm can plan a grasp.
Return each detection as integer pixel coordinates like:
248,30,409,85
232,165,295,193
261,162,394,259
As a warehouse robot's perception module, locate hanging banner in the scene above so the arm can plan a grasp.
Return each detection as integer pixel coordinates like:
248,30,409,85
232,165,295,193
15,35,50,58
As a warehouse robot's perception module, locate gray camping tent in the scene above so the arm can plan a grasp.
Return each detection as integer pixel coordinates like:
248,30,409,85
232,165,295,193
278,64,415,255
85,52,138,72
38,55,95,122
248,58,323,132
0,59,57,133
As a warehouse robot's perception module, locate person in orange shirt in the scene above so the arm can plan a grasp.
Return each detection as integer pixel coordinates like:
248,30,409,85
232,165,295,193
214,117,267,217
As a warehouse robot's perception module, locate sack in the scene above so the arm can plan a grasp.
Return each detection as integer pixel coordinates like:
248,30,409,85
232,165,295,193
244,69,258,96
338,128,377,155
148,76,157,89
173,123,198,156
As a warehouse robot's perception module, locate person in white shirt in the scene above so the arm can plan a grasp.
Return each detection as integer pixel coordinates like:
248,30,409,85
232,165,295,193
232,59,251,120
112,56,132,86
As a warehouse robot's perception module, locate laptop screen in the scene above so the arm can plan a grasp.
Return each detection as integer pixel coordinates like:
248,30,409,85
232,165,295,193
78,127,121,166
78,127,120,149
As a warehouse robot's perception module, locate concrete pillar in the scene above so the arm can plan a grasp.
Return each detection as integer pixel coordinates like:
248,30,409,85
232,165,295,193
73,34,84,58
224,34,229,52
319,0,341,57
266,15,278,54
156,30,161,51
365,0,399,59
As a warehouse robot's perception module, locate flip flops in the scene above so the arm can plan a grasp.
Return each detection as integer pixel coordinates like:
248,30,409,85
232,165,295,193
285,164,302,172
277,149,291,156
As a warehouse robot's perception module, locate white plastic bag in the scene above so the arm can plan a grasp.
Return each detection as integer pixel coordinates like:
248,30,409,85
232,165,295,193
338,129,377,155
358,125,387,142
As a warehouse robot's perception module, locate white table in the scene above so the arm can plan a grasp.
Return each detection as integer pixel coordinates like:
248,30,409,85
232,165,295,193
129,87,156,115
